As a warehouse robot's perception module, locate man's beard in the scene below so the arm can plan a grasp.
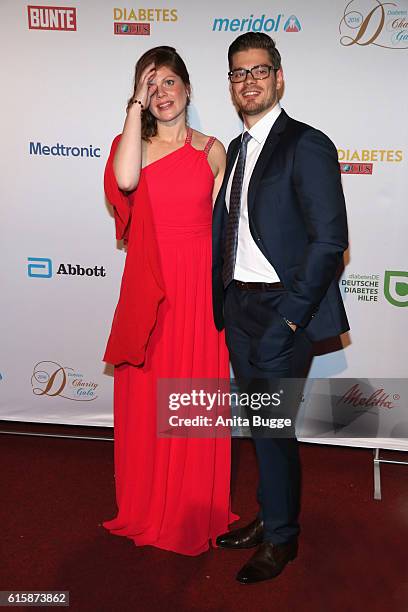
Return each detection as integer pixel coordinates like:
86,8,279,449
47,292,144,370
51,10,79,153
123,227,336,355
234,92,275,117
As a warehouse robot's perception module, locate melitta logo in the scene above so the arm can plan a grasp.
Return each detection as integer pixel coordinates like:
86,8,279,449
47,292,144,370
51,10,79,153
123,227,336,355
32,361,98,401
27,5,77,31
338,383,398,410
212,13,301,33
29,142,101,158
384,271,408,307
27,258,106,278
339,0,408,49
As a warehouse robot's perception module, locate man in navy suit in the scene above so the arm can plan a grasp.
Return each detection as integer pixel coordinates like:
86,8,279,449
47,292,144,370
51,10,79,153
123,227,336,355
213,33,349,584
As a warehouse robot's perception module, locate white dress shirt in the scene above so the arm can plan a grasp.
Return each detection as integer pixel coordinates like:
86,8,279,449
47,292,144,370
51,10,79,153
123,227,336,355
226,103,282,283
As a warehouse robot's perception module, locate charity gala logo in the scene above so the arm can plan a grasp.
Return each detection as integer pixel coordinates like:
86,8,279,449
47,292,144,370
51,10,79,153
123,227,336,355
338,147,403,174
212,13,301,33
31,361,98,401
384,270,408,307
27,258,106,278
113,7,178,35
29,142,101,158
27,5,77,31
339,0,408,49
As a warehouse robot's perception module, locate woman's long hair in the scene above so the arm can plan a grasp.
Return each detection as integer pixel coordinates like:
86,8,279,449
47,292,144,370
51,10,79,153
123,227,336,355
127,46,191,141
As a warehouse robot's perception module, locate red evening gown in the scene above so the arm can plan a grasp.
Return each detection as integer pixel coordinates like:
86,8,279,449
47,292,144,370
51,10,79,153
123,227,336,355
103,129,238,556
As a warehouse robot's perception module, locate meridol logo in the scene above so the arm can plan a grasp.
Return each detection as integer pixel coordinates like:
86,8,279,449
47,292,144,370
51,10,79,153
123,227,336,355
339,0,408,49
31,361,99,401
384,271,408,307
284,15,301,32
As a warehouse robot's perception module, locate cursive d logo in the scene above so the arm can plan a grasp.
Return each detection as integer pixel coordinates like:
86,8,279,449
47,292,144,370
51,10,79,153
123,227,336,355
339,0,408,49
384,271,408,307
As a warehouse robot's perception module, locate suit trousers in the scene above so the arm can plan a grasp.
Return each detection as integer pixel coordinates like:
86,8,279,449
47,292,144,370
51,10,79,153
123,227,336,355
224,282,313,544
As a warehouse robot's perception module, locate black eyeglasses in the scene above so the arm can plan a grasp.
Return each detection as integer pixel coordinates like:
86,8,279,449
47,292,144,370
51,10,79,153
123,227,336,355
228,64,277,83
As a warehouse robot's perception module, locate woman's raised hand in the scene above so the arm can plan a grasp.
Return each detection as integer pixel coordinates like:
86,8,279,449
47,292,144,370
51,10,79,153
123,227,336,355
132,62,158,109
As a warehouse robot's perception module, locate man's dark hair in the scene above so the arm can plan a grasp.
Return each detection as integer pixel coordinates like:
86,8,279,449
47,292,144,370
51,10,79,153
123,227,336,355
228,33,281,70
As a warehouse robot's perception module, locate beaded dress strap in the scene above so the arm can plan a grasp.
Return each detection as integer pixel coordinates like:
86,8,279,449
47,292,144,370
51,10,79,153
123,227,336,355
203,136,216,158
185,127,193,145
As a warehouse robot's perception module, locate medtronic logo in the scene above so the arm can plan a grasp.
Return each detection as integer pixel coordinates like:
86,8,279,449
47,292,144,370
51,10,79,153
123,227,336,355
27,258,106,278
212,13,301,33
29,142,101,158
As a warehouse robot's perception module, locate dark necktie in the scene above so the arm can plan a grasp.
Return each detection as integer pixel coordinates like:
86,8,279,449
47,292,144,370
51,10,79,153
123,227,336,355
222,131,252,288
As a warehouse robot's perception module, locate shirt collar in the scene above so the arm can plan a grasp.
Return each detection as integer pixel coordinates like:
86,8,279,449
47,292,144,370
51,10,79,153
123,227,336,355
244,103,282,145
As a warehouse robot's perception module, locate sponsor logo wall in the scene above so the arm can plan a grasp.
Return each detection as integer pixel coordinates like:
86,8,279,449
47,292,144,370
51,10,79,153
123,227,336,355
1,0,407,449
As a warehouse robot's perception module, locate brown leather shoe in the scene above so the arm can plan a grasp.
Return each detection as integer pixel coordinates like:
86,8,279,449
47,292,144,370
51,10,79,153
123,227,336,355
236,540,298,584
216,518,263,549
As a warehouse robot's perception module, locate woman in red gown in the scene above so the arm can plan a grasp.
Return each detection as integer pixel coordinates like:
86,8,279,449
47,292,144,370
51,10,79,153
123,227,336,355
103,46,237,555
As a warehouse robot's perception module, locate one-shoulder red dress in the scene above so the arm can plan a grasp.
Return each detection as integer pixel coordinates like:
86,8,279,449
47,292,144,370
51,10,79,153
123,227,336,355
103,129,238,556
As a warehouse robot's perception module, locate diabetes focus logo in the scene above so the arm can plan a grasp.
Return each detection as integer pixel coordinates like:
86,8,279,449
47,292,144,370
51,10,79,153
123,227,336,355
338,148,403,174
31,361,98,401
27,258,106,279
212,13,301,33
27,5,77,31
339,0,408,49
113,7,178,35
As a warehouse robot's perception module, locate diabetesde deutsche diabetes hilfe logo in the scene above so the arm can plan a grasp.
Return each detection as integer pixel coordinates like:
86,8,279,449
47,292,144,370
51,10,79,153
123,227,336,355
113,7,178,36
341,270,408,307
27,5,77,31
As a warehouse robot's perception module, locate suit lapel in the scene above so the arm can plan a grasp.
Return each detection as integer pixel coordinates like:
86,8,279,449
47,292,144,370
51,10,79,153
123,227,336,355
247,110,288,214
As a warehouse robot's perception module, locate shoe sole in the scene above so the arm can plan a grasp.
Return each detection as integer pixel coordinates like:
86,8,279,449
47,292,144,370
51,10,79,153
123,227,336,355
216,540,263,550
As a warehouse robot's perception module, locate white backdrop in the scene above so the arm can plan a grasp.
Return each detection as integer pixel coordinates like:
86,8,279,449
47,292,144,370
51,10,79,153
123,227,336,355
1,0,407,448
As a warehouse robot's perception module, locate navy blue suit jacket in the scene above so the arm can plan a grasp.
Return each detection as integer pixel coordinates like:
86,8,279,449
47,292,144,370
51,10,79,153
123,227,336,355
212,109,350,342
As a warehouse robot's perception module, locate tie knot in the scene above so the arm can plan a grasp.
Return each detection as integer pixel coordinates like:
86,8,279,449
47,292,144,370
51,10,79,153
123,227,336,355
242,131,252,146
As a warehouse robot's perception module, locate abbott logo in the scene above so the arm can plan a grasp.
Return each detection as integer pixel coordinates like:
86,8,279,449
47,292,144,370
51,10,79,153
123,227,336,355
27,6,77,31
28,257,52,278
384,271,408,307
